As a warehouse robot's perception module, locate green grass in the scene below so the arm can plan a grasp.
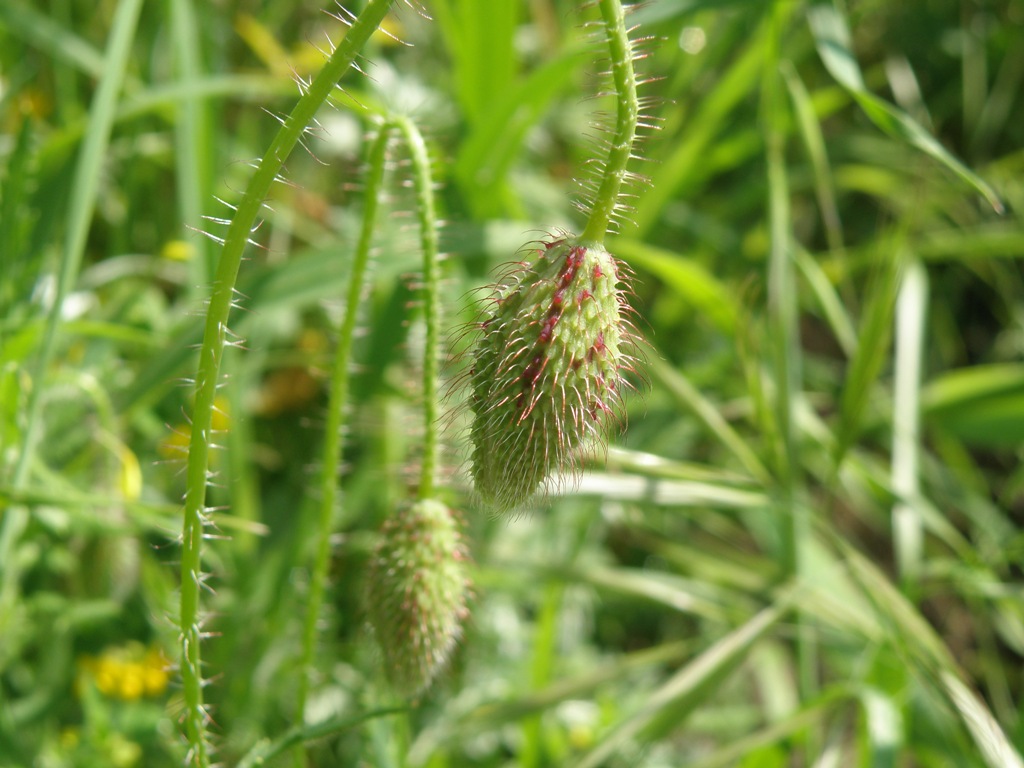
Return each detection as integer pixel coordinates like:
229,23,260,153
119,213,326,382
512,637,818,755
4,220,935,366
2,1,1024,766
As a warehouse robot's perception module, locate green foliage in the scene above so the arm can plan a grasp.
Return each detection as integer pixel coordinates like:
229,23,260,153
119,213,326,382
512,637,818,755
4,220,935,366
2,0,1023,766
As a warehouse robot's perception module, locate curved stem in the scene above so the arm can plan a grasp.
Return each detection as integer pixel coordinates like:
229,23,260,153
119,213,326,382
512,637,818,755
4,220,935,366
580,0,639,247
296,122,393,743
394,116,441,500
177,2,395,764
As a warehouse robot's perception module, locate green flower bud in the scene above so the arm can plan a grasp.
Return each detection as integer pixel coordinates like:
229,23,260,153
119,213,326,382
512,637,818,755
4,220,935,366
366,499,470,694
469,236,632,513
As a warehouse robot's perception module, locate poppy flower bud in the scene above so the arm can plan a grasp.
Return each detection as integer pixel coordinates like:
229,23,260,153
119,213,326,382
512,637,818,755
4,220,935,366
366,499,470,694
469,237,632,513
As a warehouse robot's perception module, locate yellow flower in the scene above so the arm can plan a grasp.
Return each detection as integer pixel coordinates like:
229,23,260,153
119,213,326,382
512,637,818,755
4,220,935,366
78,643,170,701
160,240,194,262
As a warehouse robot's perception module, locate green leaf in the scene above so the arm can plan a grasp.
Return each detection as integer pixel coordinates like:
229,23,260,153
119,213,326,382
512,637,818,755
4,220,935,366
807,2,1003,213
609,236,739,332
923,364,1024,446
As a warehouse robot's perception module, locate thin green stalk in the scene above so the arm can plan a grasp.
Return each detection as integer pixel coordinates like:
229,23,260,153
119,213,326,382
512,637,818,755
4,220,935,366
579,0,639,247
177,2,395,764
168,0,214,296
295,122,393,751
0,0,143,629
393,116,442,499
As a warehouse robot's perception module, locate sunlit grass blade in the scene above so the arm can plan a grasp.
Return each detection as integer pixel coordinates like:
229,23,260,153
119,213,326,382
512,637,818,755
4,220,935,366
891,260,927,587
454,46,580,220
431,0,518,128
633,18,770,237
795,247,857,357
609,236,739,333
782,61,844,254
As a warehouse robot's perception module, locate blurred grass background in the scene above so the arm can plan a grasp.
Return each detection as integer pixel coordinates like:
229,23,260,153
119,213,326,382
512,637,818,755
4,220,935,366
2,0,1024,766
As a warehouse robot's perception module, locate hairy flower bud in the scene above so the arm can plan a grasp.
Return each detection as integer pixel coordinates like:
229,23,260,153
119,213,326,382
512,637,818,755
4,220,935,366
366,499,470,694
469,236,633,513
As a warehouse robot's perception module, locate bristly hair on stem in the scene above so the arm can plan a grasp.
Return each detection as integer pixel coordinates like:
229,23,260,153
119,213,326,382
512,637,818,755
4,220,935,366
578,0,660,245
177,2,398,765
295,120,394,751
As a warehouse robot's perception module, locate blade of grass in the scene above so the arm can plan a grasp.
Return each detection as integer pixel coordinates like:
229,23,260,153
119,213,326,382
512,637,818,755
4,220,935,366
833,238,905,466
608,236,739,333
781,61,844,254
1,0,144,643
891,260,927,589
839,542,1024,768
454,47,580,219
806,1,1003,213
648,356,771,486
859,687,902,768
0,0,107,80
430,0,518,128
940,672,1024,768
795,247,857,357
407,641,695,766
922,363,1024,446
570,590,796,768
237,707,406,768
168,0,215,296
762,4,816,723
633,16,775,237
686,689,850,768
568,471,769,510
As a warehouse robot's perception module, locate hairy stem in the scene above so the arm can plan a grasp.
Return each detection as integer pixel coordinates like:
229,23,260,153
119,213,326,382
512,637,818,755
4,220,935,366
178,1,395,764
393,116,442,500
295,123,393,750
580,0,639,246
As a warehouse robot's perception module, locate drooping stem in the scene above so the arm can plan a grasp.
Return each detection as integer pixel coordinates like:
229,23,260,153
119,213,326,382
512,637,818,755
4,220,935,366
295,123,393,751
177,2,395,765
580,0,639,247
393,116,442,500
